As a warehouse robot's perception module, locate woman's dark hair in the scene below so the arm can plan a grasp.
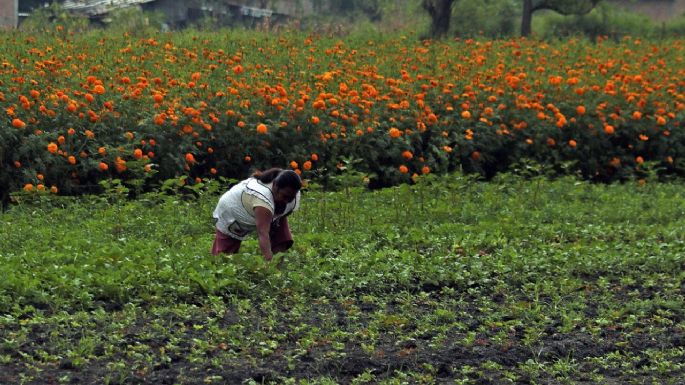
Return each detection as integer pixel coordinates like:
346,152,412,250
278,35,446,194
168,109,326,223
253,168,302,190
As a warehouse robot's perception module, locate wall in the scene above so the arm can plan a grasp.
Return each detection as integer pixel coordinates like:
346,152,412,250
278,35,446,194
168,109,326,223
0,0,17,29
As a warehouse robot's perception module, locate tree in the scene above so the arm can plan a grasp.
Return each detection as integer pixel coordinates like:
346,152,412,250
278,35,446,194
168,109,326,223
422,0,455,38
521,0,603,37
327,0,381,21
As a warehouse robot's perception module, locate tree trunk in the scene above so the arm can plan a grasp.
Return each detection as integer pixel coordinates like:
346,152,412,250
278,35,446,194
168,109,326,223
423,0,453,38
521,0,533,37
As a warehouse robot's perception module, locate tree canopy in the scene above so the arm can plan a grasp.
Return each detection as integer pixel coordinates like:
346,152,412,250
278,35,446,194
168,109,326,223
522,0,603,36
420,0,604,38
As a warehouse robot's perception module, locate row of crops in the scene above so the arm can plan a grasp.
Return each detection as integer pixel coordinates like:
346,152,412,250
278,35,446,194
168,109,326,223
2,30,684,199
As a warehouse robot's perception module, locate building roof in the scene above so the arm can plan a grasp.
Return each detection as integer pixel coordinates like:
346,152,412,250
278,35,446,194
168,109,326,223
61,0,156,17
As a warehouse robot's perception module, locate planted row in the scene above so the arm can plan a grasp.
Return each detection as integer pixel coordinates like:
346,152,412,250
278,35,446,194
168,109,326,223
2,30,684,200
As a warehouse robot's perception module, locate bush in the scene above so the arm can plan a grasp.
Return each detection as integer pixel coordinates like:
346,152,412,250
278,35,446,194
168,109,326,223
534,3,685,40
450,0,519,38
2,30,685,203
18,2,90,34
103,6,166,35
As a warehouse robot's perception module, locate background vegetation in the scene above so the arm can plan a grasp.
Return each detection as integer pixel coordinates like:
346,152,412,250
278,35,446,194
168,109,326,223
16,0,685,39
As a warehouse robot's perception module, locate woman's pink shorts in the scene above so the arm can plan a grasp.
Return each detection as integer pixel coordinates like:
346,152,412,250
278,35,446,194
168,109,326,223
211,217,293,255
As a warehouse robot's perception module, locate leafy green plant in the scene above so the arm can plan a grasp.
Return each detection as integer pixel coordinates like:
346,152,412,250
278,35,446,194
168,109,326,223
2,175,685,384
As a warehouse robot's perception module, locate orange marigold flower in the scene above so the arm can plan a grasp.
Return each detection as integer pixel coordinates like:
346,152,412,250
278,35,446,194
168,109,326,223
67,156,76,165
303,160,312,170
50,186,58,194
636,156,644,165
311,153,319,161
388,127,402,138
93,85,105,95
576,106,586,115
24,183,34,192
399,165,409,174
256,123,268,134
421,166,430,175
290,160,298,169
603,125,615,135
402,150,413,160
461,110,472,119
568,139,577,148
12,118,26,129
185,153,196,163
115,157,127,173
99,162,109,171
47,142,58,154
133,149,143,160
311,116,320,124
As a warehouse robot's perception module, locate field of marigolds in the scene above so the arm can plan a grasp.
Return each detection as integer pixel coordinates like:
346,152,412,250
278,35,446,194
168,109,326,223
1,29,685,385
2,29,685,199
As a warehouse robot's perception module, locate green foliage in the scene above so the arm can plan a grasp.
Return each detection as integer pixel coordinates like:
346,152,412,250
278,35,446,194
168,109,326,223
327,0,382,21
1,176,684,383
18,2,90,34
535,2,653,39
532,0,602,15
103,6,166,35
662,16,685,38
450,0,519,37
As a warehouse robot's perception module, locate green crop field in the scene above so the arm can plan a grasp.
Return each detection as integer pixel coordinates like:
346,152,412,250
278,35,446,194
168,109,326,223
1,175,684,384
2,21,685,385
